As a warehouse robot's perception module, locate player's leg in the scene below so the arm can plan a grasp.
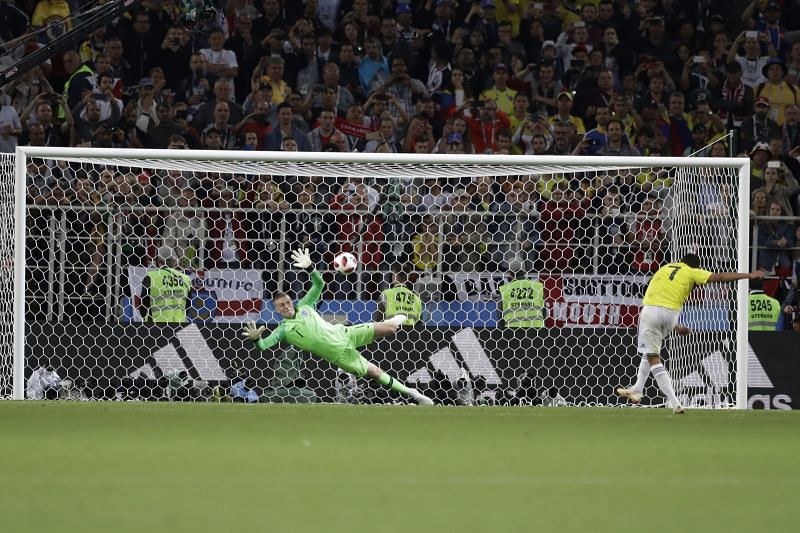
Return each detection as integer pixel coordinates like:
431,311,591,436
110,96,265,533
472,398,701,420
365,362,434,405
617,307,655,404
648,353,684,414
332,346,434,405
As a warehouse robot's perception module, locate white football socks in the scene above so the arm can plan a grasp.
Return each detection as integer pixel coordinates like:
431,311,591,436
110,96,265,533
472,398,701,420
651,363,680,408
632,356,651,393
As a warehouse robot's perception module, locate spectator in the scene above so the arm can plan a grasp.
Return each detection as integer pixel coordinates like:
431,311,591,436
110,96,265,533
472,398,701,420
754,165,800,217
71,95,119,146
757,58,798,125
162,188,206,268
378,56,429,124
411,214,440,272
307,109,348,152
628,196,665,273
148,103,183,149
596,118,640,156
596,190,629,274
531,61,559,116
441,189,490,272
729,30,776,89
105,37,134,89
465,98,510,154
200,27,240,101
491,186,538,270
538,183,586,272
550,91,585,134
331,184,384,270
206,185,248,268
201,101,237,149
192,79,243,131
716,61,754,130
359,37,390,95
122,10,161,83
21,95,72,147
0,104,22,153
265,102,312,151
757,202,795,273
574,104,610,155
157,26,192,95
481,63,517,116
741,96,780,152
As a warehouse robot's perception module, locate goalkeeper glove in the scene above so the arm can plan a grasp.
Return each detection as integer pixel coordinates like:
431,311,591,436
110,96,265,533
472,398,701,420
241,321,266,343
290,247,314,271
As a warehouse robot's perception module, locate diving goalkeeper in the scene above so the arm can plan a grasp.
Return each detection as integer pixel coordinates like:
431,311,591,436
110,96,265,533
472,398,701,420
242,248,434,405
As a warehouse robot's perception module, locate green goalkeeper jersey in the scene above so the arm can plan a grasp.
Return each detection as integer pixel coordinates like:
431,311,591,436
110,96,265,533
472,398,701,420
256,270,349,360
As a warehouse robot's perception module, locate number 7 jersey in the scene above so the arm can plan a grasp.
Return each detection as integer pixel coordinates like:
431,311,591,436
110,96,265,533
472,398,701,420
642,262,713,310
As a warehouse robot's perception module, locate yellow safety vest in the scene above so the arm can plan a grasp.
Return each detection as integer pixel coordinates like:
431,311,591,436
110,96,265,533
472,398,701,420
146,267,191,323
383,286,422,326
748,292,780,331
499,279,545,328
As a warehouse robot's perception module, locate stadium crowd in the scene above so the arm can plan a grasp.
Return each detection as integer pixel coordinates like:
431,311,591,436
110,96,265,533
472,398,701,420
2,0,800,311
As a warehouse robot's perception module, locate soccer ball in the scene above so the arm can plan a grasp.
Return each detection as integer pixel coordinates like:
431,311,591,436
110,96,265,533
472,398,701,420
333,252,358,274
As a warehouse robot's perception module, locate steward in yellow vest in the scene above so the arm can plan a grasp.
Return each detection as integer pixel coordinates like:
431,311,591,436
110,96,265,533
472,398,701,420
140,246,192,323
498,261,545,328
748,279,780,331
378,269,422,326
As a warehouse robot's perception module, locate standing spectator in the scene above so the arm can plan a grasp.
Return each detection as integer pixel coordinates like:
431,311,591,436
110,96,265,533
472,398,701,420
21,95,72,147
596,119,640,156
662,92,692,156
729,30,776,89
0,104,22,153
224,14,259,102
628,196,665,273
531,61,559,117
201,102,238,149
465,99,511,154
162,188,206,269
481,63,517,116
307,109,349,152
105,37,134,89
192,79,243,131
740,96,780,152
757,202,795,273
71,95,119,146
207,186,248,268
290,33,322,97
378,56,428,123
358,37,390,94
716,61,754,130
200,27,240,101
178,53,217,123
122,10,160,82
147,103,183,149
538,183,585,273
549,91,585,134
132,78,159,132
157,26,192,95
331,185,384,270
757,58,799,125
264,103,312,151
491,186,538,270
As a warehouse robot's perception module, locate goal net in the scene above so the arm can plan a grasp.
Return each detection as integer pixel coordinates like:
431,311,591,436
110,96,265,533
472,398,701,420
5,149,749,407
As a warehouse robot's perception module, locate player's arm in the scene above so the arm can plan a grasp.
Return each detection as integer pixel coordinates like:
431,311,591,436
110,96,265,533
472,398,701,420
241,321,285,350
707,270,764,283
291,248,324,307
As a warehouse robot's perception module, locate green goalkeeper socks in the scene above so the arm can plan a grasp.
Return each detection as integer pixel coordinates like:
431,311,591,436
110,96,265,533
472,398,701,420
376,372,413,397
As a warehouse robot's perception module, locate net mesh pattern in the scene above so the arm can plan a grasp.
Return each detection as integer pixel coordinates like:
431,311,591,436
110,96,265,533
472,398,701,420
10,155,742,406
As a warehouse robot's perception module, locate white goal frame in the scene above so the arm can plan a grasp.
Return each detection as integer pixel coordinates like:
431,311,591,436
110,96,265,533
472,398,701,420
10,147,751,406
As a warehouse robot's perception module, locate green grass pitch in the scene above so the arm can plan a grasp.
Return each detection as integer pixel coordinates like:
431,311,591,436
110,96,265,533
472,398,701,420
1,403,798,533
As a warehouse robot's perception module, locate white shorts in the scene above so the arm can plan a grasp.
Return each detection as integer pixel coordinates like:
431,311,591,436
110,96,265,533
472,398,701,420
637,306,680,356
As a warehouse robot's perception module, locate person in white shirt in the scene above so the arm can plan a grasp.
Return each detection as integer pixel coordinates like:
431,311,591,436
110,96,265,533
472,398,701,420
729,30,777,88
200,27,239,100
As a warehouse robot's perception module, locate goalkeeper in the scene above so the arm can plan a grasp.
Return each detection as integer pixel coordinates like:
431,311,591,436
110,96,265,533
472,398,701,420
242,248,434,405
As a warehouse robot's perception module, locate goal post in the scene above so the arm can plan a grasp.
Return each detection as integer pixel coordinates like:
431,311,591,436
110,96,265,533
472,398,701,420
8,147,750,407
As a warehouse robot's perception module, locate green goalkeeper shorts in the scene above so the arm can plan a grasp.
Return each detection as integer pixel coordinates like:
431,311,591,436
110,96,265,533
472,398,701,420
332,324,375,378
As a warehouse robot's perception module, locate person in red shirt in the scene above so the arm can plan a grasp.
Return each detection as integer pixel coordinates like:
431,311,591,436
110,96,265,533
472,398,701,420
465,98,511,154
629,196,666,273
330,185,384,270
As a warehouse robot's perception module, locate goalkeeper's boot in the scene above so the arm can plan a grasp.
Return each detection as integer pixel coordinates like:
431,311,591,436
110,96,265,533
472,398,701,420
386,314,408,328
615,387,642,404
412,391,434,406
672,405,686,414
